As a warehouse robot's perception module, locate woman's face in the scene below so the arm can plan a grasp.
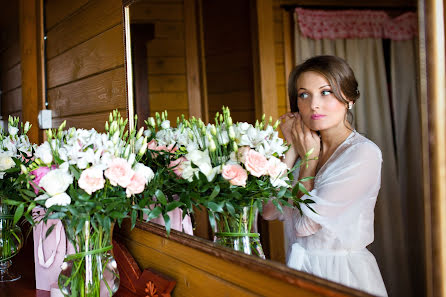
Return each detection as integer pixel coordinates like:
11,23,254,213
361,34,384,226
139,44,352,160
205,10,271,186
296,71,349,132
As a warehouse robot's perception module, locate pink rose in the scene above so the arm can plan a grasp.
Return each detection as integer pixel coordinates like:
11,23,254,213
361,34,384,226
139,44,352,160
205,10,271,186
30,165,57,194
78,167,105,195
126,172,146,197
267,156,288,179
147,139,158,150
243,149,268,177
168,157,186,177
104,158,134,187
237,146,250,163
222,164,248,187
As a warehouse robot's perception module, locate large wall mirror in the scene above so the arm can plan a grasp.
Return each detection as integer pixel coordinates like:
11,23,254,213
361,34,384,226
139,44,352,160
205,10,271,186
122,0,443,296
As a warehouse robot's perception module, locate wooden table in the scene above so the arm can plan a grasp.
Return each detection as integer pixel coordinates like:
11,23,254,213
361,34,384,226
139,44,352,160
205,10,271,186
0,235,49,297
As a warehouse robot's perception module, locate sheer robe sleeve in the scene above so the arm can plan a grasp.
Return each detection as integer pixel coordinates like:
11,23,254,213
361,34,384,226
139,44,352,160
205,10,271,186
295,142,382,245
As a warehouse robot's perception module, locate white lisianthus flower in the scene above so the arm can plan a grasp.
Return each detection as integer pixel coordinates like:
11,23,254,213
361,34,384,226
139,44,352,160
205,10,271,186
0,155,15,171
35,142,53,164
39,169,73,196
181,160,197,182
186,149,211,167
270,176,290,188
45,193,71,208
8,125,18,136
133,163,154,184
161,120,170,129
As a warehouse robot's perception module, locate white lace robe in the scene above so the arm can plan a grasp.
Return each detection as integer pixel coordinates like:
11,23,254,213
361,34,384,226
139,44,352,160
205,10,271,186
264,132,387,297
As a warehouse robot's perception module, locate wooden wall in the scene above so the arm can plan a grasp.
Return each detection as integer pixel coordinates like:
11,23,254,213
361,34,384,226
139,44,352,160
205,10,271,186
0,1,22,121
45,0,127,132
130,0,189,124
202,1,256,124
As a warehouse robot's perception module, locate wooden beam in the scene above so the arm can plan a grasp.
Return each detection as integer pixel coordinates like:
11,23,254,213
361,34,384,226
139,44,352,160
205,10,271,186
252,0,278,120
184,0,204,119
20,0,44,144
251,0,283,263
421,0,446,296
282,9,294,112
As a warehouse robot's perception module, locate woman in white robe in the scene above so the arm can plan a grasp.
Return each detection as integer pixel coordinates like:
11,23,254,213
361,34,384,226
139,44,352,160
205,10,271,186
263,55,387,297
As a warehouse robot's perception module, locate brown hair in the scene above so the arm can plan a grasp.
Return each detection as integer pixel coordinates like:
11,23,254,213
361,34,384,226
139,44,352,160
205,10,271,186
288,55,360,124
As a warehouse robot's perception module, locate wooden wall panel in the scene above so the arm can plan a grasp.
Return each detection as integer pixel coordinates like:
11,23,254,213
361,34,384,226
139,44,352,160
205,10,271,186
45,0,126,131
47,25,124,88
1,88,22,116
45,0,88,30
52,108,127,133
273,2,288,116
47,67,126,118
129,1,190,124
0,0,21,121
202,1,255,125
1,63,21,92
45,0,122,59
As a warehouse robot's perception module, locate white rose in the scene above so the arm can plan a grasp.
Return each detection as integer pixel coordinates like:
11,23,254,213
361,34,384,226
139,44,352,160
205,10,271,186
35,142,53,164
0,156,15,171
133,163,154,183
39,169,73,196
45,193,71,208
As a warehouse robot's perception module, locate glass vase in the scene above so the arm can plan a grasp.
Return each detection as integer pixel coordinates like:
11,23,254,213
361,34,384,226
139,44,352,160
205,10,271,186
214,203,265,259
0,204,24,282
58,220,119,297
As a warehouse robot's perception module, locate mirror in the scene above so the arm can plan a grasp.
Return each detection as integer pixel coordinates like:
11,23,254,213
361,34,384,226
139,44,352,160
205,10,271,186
122,1,432,296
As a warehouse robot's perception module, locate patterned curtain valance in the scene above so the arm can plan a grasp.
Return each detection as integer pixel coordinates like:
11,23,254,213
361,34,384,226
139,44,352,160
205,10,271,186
295,8,417,40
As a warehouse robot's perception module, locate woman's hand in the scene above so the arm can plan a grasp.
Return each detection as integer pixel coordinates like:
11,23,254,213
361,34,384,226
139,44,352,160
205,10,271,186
280,112,320,163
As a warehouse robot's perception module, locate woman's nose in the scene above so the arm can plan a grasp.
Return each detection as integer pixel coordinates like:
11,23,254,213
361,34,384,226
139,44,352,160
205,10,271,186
310,97,321,110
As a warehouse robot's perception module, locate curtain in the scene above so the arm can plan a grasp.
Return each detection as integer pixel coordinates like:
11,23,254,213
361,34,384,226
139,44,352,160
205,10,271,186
292,10,419,297
390,39,424,297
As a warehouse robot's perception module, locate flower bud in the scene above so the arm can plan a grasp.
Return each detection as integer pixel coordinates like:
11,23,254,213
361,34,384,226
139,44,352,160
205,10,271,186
211,126,217,136
20,164,28,174
59,121,67,131
148,117,155,128
209,139,217,152
138,136,148,157
232,142,238,152
23,122,31,134
136,127,144,139
46,129,53,139
112,131,120,144
273,120,280,130
105,121,109,132
228,126,235,140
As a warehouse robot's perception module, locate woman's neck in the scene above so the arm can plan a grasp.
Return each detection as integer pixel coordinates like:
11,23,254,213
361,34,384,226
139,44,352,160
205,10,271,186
317,125,352,171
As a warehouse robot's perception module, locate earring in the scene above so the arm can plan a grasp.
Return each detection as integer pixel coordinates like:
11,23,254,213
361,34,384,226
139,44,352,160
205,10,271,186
348,102,353,110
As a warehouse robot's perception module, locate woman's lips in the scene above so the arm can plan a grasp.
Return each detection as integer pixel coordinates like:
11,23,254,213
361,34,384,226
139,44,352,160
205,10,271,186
311,114,326,120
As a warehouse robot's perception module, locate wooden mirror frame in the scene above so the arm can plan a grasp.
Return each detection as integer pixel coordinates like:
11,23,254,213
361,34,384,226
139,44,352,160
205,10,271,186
121,0,446,296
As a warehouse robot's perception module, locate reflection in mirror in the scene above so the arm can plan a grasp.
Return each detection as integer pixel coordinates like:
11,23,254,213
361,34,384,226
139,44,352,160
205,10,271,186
123,1,425,297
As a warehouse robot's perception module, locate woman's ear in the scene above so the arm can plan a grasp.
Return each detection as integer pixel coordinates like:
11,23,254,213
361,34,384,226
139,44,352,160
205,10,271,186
348,101,353,110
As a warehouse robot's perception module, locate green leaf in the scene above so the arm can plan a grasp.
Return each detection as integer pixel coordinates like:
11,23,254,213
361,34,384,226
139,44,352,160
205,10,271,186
271,199,283,214
13,203,24,225
146,206,162,221
2,199,22,206
45,224,56,239
209,184,220,200
208,212,216,232
131,210,137,229
21,189,37,198
166,201,183,212
48,212,66,220
155,190,167,206
298,182,311,196
163,213,171,236
299,176,314,182
277,187,287,199
225,202,235,216
207,202,223,213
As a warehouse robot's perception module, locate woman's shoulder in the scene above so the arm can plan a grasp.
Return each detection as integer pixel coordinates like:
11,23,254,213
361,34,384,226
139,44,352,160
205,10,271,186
345,131,382,161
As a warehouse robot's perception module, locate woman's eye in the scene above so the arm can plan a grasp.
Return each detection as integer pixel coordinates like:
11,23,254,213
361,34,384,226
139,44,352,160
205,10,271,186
298,92,309,99
321,90,332,96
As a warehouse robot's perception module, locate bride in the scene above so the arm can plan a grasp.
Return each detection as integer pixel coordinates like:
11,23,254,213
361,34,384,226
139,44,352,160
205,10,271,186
263,55,387,297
